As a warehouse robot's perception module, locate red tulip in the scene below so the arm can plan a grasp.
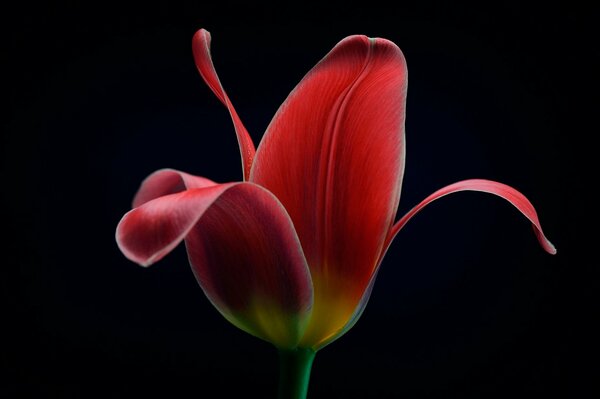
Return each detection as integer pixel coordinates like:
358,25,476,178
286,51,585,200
116,28,556,397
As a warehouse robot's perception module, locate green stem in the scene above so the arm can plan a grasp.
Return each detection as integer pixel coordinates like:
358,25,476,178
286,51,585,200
277,347,316,399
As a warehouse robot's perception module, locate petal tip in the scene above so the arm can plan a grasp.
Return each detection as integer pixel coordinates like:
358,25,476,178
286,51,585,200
543,239,558,255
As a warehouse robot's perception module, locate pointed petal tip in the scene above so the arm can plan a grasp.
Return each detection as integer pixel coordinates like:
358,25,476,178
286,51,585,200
536,228,557,255
193,28,210,44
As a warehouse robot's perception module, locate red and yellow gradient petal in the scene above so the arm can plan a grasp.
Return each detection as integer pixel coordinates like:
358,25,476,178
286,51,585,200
249,35,408,349
116,181,313,349
330,179,557,347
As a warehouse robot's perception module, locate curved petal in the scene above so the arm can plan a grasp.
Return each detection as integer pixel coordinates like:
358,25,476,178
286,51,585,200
250,35,408,347
386,179,557,255
132,168,217,208
116,182,313,348
192,29,255,180
316,179,557,349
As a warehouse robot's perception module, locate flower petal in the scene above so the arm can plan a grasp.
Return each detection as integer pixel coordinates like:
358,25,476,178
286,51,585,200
250,35,408,347
116,182,313,348
132,168,217,208
386,179,557,255
192,29,255,180
320,179,557,349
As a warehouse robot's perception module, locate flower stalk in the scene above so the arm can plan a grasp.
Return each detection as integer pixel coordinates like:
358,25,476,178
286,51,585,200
277,348,316,399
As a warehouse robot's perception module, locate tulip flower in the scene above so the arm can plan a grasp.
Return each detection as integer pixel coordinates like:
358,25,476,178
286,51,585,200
116,28,556,398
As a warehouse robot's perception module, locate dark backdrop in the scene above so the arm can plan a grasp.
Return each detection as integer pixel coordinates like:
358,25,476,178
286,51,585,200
2,3,595,398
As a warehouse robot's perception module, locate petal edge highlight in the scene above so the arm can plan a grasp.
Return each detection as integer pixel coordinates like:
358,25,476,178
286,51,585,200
132,168,217,208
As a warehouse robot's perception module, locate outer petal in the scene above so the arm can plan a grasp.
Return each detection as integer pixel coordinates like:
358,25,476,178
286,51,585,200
386,179,557,255
192,29,255,180
318,179,557,350
116,182,313,349
250,35,407,348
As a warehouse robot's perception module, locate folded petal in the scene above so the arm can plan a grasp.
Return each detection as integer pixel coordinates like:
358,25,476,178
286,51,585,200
386,179,557,255
132,168,217,208
116,182,313,348
192,29,255,180
250,35,408,347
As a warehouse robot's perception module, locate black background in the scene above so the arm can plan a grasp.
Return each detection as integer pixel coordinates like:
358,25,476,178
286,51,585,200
2,2,595,398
